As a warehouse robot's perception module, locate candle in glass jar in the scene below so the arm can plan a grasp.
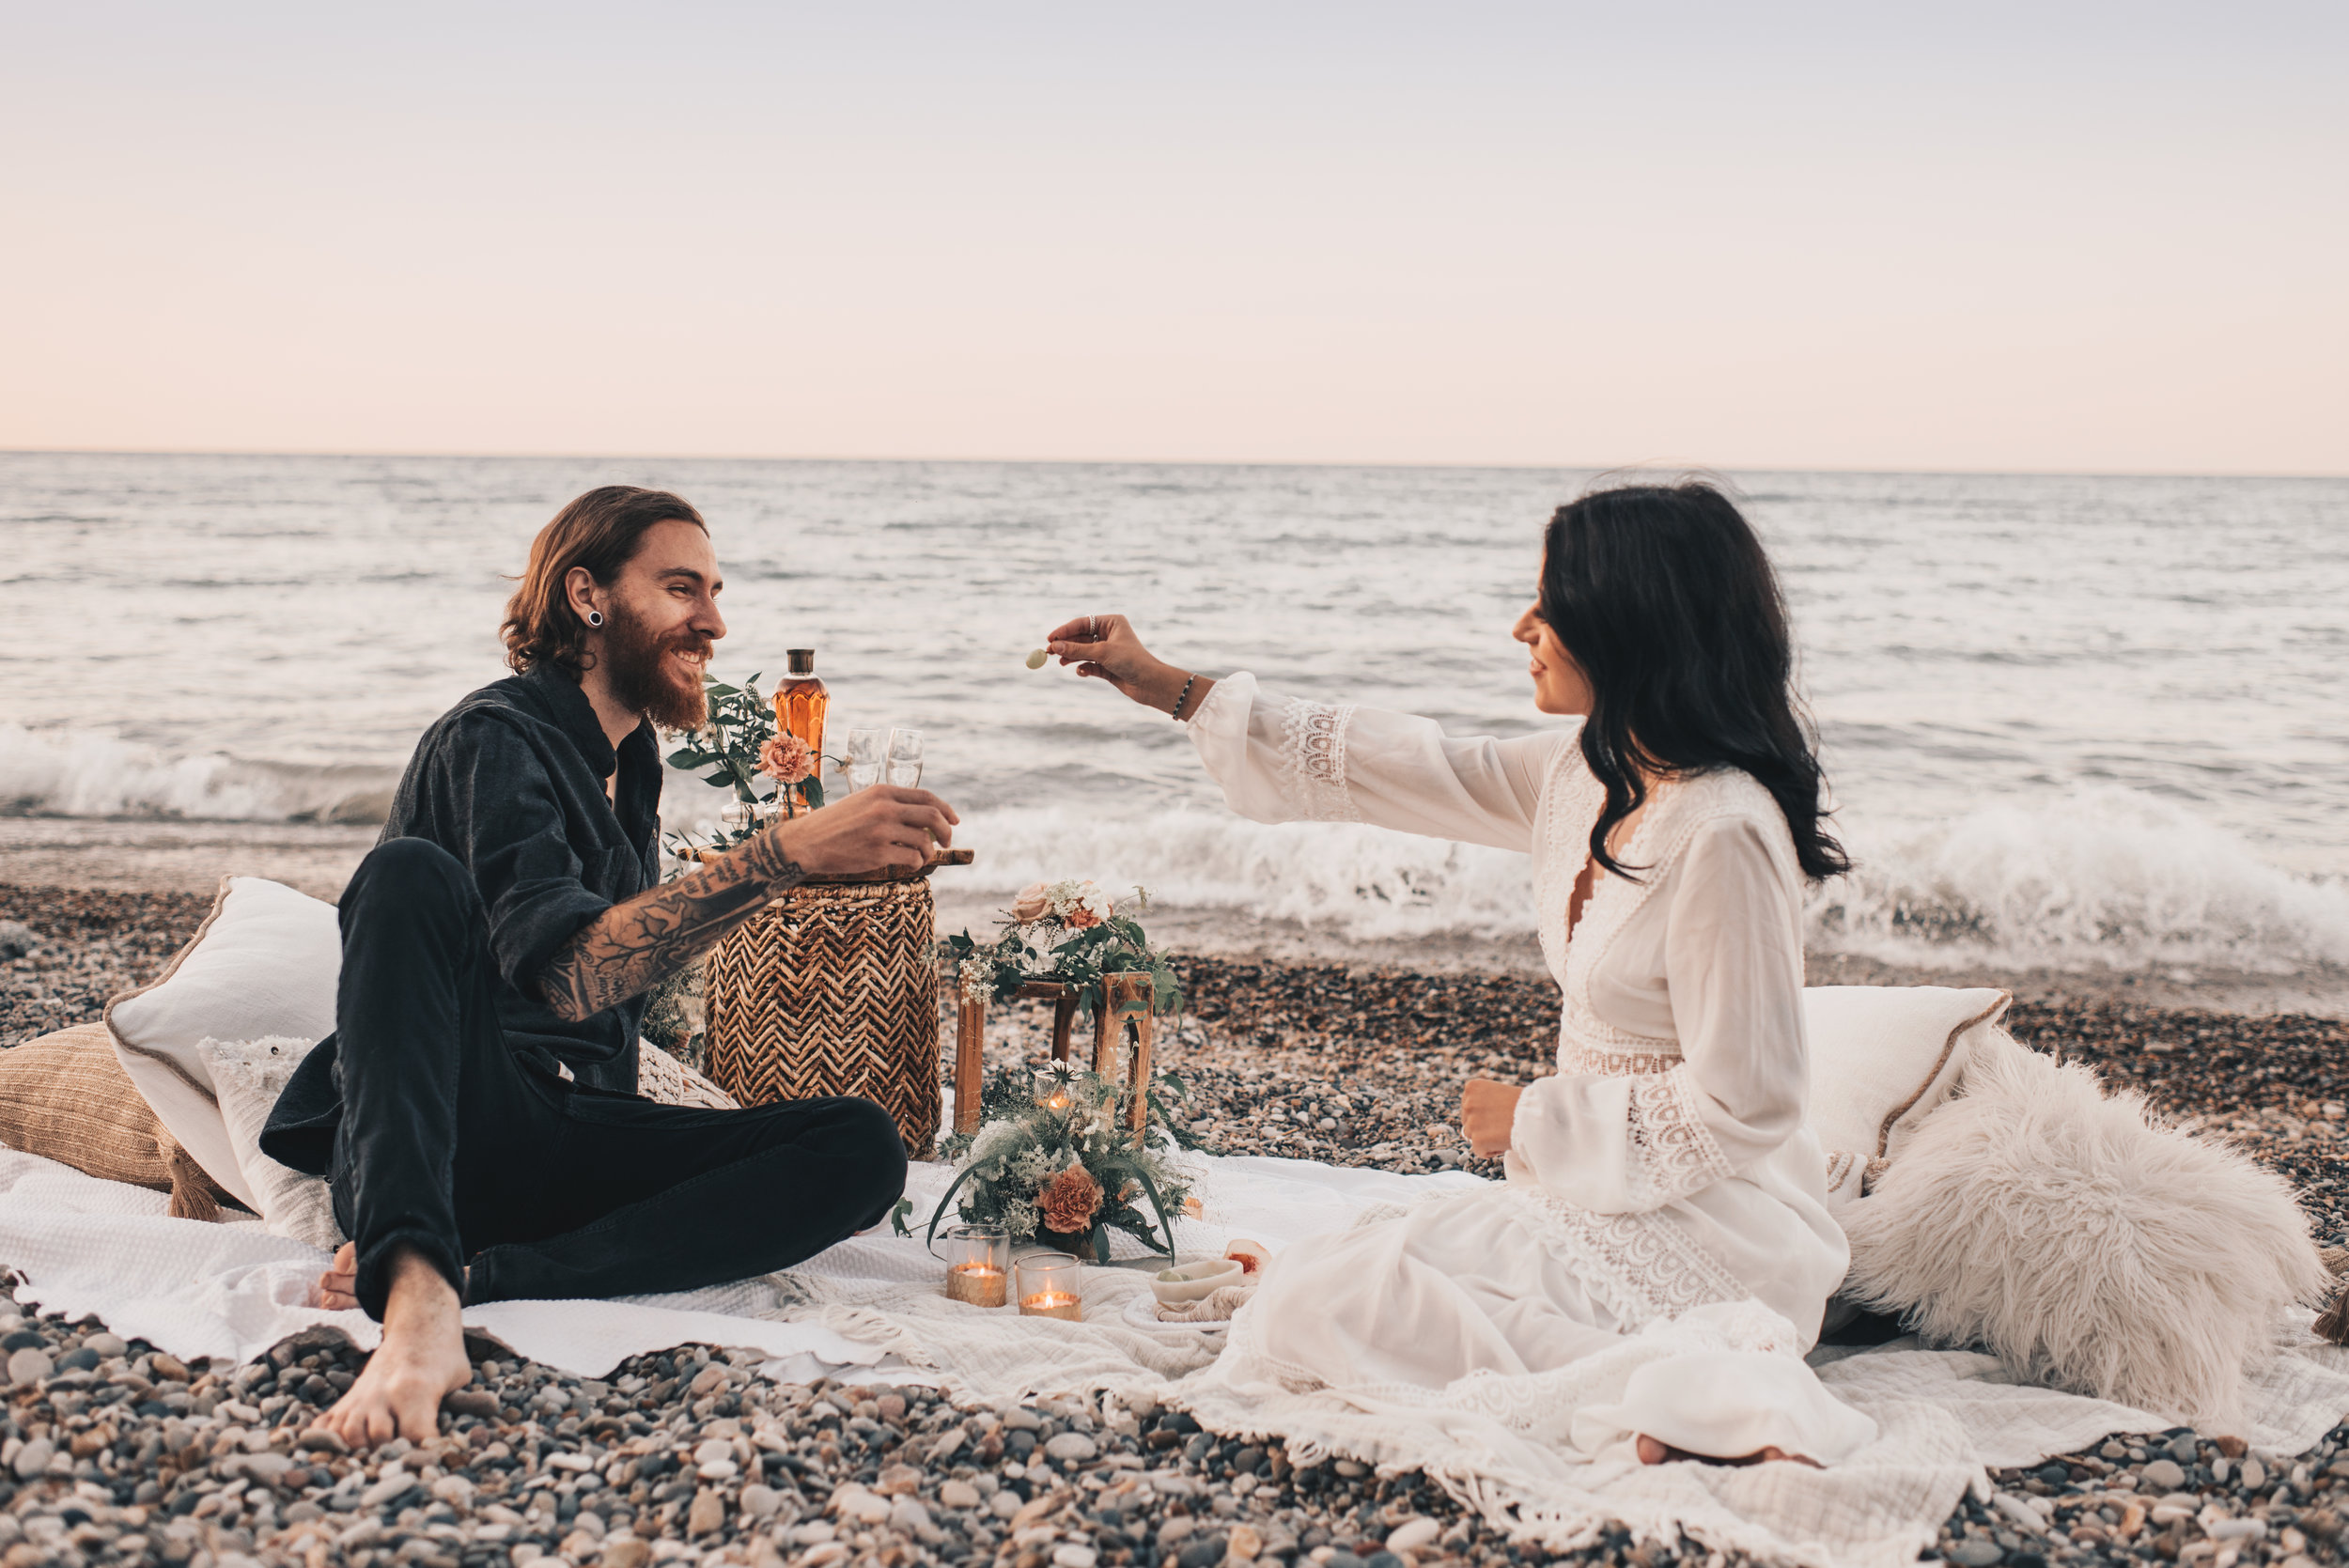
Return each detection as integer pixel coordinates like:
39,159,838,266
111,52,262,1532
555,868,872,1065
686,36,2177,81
1014,1252,1081,1320
945,1264,1007,1308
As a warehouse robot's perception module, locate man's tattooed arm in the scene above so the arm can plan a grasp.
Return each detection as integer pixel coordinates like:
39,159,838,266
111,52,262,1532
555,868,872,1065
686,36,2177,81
537,828,808,1023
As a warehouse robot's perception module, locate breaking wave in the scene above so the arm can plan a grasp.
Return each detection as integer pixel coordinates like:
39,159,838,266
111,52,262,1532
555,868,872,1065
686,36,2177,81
0,724,396,825
11,722,2344,977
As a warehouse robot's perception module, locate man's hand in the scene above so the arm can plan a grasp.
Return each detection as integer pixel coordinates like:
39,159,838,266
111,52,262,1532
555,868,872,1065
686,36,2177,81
755,784,957,877
312,1240,359,1312
1461,1077,1525,1158
538,783,965,1023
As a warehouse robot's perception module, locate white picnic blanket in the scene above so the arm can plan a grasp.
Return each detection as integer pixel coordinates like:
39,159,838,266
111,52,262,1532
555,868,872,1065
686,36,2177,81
3,1146,2344,1568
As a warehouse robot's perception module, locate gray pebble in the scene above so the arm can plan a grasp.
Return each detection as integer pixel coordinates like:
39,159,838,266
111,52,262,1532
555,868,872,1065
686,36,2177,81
7,1347,51,1385
1002,1406,1042,1431
2165,1434,2200,1464
1044,1431,1098,1463
9,1438,52,1480
1947,1541,2003,1567
1177,1539,1225,1568
84,1332,128,1358
2241,1456,2266,1489
2141,1458,2186,1491
0,922,35,958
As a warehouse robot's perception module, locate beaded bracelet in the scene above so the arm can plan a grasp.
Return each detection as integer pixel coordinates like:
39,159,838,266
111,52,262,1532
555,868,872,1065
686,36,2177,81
1171,673,1198,721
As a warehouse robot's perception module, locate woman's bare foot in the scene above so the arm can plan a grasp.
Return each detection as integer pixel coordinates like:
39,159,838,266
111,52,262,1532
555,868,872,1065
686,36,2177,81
312,1242,359,1312
1637,1435,1819,1467
310,1245,473,1447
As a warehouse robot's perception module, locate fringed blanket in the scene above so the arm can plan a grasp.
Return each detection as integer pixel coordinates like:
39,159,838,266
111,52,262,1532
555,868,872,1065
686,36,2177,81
3,1148,2342,1568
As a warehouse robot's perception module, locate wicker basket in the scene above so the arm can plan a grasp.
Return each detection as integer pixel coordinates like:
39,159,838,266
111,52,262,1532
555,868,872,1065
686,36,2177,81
704,877,941,1155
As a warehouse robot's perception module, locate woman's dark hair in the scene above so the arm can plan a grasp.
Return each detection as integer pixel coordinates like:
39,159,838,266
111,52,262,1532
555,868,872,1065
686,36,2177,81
1539,479,1850,883
502,486,707,677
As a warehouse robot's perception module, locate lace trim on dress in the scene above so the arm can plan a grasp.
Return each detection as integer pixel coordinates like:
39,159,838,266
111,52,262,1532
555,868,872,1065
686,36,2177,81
1624,1067,1737,1209
1498,1185,1745,1329
1557,1045,1682,1078
1277,697,1361,823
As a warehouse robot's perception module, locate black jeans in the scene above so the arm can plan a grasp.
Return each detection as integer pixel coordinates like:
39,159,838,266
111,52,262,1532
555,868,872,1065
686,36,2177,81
328,837,907,1320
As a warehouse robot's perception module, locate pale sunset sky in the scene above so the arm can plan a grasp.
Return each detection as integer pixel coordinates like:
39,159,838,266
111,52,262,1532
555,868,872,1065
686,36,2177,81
2,3,2342,474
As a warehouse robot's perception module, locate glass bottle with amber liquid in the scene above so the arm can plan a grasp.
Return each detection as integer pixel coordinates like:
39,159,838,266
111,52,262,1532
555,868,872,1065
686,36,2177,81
774,648,829,797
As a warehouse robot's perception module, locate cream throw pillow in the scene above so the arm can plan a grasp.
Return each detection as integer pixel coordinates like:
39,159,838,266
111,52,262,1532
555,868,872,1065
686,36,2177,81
1802,985,2011,1214
105,877,341,1209
197,1035,345,1252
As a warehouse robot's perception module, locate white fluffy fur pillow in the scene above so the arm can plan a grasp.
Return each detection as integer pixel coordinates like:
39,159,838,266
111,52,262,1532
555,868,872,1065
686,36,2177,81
1842,1030,2327,1429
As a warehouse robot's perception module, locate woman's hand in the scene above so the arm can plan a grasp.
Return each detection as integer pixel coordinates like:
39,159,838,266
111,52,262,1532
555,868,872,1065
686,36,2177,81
1042,614,1212,718
1460,1078,1524,1157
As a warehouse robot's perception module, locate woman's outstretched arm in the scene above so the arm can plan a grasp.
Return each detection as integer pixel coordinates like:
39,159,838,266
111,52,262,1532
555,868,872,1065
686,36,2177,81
1045,614,1559,850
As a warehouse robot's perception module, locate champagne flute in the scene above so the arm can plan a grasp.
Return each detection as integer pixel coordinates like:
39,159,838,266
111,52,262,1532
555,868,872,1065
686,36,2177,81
886,727,924,788
846,728,885,794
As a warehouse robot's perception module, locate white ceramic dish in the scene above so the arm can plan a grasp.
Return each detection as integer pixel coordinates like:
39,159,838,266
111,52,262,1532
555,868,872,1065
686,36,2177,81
1149,1256,1245,1306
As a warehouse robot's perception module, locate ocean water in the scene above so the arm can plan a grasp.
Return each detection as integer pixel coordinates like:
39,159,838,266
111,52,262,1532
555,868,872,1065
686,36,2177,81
3,452,2344,985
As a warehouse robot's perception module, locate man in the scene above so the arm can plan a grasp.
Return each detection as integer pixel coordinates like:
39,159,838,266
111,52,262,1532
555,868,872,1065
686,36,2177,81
261,485,957,1446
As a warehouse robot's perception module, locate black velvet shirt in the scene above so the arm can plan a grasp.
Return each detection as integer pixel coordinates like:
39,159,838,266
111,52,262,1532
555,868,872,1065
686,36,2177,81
261,663,661,1172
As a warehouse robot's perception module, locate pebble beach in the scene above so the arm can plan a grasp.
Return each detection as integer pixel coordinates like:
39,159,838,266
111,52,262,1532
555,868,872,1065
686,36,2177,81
2,881,2346,1568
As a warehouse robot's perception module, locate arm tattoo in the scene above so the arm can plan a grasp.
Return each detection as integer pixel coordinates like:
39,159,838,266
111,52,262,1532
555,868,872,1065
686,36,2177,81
537,832,808,1023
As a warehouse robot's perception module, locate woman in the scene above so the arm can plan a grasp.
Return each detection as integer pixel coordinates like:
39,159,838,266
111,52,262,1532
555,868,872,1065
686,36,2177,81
1045,480,1873,1466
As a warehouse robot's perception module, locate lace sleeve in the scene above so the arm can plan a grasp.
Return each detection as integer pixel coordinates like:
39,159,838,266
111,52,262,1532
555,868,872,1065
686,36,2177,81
1187,671,1556,847
1277,695,1361,823
1625,1067,1737,1209
1509,1061,1739,1215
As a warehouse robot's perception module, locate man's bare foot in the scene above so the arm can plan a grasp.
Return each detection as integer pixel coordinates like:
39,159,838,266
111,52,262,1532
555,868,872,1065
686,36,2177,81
312,1242,359,1312
310,1245,473,1447
1637,1435,1819,1467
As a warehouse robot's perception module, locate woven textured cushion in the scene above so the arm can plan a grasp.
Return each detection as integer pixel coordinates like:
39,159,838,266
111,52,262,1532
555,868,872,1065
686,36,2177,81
0,1022,235,1219
104,877,340,1209
1803,985,2012,1213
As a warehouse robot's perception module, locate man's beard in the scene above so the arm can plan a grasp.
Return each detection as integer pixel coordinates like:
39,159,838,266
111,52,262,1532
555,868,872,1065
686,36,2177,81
600,599,711,732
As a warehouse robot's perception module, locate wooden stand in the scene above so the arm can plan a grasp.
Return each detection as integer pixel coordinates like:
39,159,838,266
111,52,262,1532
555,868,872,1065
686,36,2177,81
952,970,1157,1137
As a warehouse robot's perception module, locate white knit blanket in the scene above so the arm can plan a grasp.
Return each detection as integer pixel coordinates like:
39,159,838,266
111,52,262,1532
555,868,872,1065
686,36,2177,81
3,1148,2344,1568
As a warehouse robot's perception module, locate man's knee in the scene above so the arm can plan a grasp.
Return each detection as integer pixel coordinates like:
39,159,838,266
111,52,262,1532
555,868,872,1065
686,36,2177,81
833,1097,908,1200
344,838,474,924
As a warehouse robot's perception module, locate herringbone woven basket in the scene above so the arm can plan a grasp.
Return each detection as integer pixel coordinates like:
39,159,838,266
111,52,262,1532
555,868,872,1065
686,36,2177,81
704,877,941,1155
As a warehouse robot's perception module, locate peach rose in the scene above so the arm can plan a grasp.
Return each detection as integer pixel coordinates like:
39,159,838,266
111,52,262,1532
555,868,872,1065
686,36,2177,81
757,733,815,785
1009,882,1052,924
1038,1164,1103,1235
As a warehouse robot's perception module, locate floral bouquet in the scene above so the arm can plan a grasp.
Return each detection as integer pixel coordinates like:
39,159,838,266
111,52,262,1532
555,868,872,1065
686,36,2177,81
661,672,823,851
941,877,1182,1025
904,1062,1199,1263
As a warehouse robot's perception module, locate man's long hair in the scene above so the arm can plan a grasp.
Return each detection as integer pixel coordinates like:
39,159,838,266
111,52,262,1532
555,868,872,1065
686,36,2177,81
502,487,708,677
1539,478,1852,884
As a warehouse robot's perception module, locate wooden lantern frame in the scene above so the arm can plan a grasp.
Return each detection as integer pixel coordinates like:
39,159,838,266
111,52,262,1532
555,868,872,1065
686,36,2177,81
953,969,1156,1138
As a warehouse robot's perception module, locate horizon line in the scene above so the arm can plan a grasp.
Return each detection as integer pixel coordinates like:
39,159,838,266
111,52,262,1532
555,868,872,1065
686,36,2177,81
1,445,2343,484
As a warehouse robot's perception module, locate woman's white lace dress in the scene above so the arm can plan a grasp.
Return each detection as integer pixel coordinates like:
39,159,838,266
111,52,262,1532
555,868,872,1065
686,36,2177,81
1184,673,1871,1462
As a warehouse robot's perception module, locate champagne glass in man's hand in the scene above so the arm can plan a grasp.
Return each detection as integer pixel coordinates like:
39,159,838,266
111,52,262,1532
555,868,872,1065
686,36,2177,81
1043,614,1206,717
750,784,957,877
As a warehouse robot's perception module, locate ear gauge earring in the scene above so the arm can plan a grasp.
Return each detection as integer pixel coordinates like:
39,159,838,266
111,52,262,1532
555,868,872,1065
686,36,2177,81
586,611,604,628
